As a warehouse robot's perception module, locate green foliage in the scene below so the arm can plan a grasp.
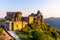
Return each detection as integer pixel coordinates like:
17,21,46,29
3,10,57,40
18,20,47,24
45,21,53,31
29,23,40,30
0,28,5,40
16,22,60,40
0,20,5,24
16,31,33,40
0,28,3,35
32,30,55,40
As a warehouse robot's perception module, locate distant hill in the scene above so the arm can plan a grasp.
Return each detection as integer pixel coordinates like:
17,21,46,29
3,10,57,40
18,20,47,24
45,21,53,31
44,17,60,29
0,18,3,20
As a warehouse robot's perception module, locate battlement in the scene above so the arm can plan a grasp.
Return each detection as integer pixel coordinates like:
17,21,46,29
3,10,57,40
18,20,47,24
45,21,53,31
4,10,43,31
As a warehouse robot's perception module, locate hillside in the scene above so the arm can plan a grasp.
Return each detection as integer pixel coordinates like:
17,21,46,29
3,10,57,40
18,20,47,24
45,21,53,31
44,17,60,29
0,17,60,40
0,18,60,40
15,21,60,40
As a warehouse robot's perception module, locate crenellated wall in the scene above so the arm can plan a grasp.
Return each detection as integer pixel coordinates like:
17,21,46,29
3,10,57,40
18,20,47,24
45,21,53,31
4,10,43,31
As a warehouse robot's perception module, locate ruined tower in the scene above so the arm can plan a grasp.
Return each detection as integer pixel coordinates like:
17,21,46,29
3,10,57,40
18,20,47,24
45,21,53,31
37,10,43,25
28,15,34,24
15,12,22,21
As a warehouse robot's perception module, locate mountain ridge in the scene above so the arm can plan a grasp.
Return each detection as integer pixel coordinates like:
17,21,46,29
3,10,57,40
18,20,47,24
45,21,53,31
44,17,60,29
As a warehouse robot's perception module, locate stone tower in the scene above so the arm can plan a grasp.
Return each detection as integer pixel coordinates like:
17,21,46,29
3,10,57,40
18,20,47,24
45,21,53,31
37,10,43,25
28,15,34,24
15,12,22,21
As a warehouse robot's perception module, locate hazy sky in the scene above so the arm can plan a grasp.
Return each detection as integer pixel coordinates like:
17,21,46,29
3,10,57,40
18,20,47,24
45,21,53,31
0,0,60,18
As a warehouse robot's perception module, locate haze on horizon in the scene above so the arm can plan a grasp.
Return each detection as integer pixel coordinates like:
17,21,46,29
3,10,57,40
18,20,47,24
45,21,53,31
0,0,60,18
